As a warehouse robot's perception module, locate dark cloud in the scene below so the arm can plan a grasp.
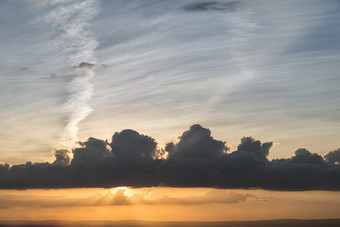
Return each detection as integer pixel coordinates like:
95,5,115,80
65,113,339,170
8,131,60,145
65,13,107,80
166,124,227,160
72,137,111,165
75,62,96,68
0,124,340,190
183,1,241,12
73,62,108,69
53,149,70,166
291,148,324,165
110,129,157,160
325,149,340,164
237,137,273,159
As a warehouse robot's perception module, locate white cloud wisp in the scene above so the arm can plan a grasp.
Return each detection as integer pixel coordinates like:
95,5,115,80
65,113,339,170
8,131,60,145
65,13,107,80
46,0,99,150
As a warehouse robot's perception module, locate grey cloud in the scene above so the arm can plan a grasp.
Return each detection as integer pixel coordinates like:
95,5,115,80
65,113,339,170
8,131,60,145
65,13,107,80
73,62,107,69
325,149,340,164
74,62,96,69
71,137,111,166
0,124,340,190
166,124,227,160
183,1,241,12
110,129,157,160
53,149,70,166
291,148,324,165
237,137,273,159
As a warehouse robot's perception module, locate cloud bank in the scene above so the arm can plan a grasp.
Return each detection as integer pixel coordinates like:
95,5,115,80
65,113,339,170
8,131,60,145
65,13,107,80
0,124,339,190
0,189,250,208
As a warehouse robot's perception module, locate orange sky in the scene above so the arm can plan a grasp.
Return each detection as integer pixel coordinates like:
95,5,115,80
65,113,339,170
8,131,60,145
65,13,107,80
0,187,340,221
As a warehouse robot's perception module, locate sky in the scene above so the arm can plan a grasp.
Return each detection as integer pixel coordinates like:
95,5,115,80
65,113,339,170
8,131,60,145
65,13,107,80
0,0,340,222
0,187,340,221
1,0,340,164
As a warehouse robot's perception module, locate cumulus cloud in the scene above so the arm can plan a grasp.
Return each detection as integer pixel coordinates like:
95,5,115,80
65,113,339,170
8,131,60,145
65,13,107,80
325,149,340,164
52,149,70,166
110,129,157,160
0,125,340,190
166,124,227,160
71,137,112,165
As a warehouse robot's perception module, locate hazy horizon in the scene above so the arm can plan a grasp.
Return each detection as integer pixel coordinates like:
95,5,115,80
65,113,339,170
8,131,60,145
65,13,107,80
1,219,340,227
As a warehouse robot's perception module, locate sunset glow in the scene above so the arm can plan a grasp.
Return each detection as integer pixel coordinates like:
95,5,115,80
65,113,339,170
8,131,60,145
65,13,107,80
1,0,340,226
0,187,339,221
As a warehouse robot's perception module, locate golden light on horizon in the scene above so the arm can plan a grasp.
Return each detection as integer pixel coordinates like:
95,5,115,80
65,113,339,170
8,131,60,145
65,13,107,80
111,186,134,199
0,188,339,221
112,186,129,193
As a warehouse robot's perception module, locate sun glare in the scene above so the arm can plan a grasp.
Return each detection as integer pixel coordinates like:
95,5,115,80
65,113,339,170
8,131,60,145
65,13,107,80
112,187,130,196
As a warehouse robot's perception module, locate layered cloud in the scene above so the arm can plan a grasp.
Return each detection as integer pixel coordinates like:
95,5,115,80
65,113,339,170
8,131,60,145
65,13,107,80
0,125,339,190
0,188,251,208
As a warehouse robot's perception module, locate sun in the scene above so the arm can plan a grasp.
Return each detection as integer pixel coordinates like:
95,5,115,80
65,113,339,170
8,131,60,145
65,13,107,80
112,187,131,196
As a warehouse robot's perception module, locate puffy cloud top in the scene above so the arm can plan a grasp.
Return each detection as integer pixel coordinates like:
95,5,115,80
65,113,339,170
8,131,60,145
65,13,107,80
110,129,157,160
166,124,227,160
72,137,111,165
0,125,339,190
325,149,340,164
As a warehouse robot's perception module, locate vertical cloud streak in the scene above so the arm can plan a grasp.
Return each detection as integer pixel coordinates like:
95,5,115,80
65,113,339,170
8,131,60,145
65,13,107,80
221,2,260,91
183,1,261,105
46,0,99,150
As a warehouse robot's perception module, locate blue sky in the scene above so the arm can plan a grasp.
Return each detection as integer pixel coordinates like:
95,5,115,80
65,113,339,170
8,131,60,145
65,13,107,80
1,0,340,164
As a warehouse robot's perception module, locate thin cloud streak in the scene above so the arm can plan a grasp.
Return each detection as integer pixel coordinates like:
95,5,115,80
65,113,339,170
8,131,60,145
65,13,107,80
46,0,99,150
